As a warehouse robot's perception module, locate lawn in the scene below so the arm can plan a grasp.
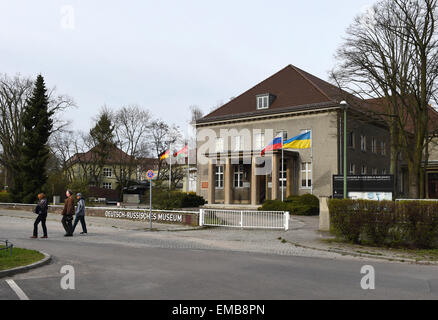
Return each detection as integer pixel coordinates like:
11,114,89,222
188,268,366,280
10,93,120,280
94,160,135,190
0,245,45,271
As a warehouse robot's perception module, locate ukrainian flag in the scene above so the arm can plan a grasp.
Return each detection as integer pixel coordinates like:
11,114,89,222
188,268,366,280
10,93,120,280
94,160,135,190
283,131,311,149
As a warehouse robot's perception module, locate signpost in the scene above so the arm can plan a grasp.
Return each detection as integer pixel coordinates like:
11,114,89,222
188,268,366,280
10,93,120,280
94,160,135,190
146,170,155,230
333,175,395,200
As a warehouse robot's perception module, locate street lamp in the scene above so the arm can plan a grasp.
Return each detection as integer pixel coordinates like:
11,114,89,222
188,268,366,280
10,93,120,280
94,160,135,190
340,101,348,199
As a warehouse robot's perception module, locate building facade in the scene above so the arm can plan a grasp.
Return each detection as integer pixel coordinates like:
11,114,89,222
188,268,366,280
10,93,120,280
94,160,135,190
195,65,392,205
66,146,137,194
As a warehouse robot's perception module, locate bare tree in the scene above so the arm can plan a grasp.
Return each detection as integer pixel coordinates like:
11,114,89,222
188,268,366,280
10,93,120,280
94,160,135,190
189,105,204,124
331,0,438,198
50,130,76,181
148,119,184,186
0,74,75,188
113,105,151,196
0,74,32,187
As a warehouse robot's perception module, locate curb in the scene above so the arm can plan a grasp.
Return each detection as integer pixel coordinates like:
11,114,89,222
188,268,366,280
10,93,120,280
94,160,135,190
0,251,52,279
287,241,438,265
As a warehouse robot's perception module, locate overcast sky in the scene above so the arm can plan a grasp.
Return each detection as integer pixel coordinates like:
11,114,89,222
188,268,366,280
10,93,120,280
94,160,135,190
0,0,374,134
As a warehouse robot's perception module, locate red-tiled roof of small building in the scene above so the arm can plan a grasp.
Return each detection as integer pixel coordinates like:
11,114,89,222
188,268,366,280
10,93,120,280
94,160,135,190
67,145,134,166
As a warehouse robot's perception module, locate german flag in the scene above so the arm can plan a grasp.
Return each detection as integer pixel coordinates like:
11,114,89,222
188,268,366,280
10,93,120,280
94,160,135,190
159,150,170,161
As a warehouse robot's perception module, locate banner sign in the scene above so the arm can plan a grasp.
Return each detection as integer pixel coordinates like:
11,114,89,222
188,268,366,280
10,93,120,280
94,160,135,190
333,175,395,199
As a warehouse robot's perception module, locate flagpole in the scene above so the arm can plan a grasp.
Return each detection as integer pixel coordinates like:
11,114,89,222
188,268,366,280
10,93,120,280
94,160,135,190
169,143,172,191
310,130,313,195
187,143,190,193
281,134,284,202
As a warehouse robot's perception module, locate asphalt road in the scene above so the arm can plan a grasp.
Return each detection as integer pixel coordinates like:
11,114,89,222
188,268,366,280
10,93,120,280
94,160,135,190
1,211,438,300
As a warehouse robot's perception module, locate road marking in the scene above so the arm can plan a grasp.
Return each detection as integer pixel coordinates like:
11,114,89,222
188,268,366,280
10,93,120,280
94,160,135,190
5,280,30,300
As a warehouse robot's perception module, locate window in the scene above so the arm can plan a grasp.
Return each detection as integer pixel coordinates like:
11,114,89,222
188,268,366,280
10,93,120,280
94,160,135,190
215,166,224,189
347,132,355,148
360,135,367,151
234,165,244,188
103,168,112,178
372,168,378,175
102,182,112,189
234,136,243,152
371,138,377,153
349,163,356,175
301,162,312,188
381,141,386,156
254,133,265,151
256,94,269,110
361,165,367,175
276,130,288,141
215,137,224,153
280,165,287,189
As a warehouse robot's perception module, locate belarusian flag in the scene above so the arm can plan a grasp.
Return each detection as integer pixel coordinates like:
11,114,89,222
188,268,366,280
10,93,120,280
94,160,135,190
173,145,188,158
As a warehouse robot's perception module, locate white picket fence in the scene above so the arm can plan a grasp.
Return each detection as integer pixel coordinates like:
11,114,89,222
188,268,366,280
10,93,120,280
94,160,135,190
0,202,290,231
199,209,290,231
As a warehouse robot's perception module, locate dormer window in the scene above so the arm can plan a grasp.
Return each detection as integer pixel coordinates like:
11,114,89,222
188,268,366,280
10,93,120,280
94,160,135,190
256,94,271,110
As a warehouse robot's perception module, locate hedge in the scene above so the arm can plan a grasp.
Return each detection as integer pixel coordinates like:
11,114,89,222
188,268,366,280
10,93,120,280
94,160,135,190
328,199,438,249
0,192,12,203
153,190,206,210
258,200,291,212
259,194,320,216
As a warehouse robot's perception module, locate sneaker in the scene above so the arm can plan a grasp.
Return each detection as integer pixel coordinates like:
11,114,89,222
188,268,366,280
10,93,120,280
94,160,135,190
64,234,73,237
80,232,87,235
40,236,48,239
30,236,37,239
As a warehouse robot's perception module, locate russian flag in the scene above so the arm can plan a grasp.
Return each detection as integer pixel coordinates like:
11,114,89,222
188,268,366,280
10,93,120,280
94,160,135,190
261,137,282,156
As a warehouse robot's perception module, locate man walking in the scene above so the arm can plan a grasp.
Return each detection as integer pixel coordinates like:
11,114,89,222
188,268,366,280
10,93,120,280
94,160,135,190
62,190,75,237
72,193,87,235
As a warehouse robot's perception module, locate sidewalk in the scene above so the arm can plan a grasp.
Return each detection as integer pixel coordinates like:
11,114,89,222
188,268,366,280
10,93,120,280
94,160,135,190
2,208,437,264
283,216,438,265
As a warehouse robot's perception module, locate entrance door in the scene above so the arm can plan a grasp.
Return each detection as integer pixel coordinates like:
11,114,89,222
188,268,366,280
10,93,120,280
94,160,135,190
259,176,266,203
428,173,438,199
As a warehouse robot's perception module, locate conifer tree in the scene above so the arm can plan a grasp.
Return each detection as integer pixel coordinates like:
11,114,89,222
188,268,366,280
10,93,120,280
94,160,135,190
13,75,53,203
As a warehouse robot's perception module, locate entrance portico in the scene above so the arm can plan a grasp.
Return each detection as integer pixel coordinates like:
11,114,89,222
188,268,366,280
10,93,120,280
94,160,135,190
205,151,299,206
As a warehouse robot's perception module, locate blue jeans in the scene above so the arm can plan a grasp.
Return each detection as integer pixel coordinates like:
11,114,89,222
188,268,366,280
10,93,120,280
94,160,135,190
72,215,87,234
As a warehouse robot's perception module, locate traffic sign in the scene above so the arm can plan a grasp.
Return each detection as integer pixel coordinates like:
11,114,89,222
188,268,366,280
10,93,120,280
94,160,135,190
146,170,155,180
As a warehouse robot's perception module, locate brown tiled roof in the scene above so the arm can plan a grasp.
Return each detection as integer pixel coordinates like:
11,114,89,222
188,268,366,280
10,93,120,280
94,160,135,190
198,65,350,123
197,64,438,136
67,145,134,166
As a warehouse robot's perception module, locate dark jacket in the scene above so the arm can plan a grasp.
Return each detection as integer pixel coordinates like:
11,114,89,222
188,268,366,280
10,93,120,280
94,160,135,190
35,198,48,216
62,196,75,216
75,197,86,217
